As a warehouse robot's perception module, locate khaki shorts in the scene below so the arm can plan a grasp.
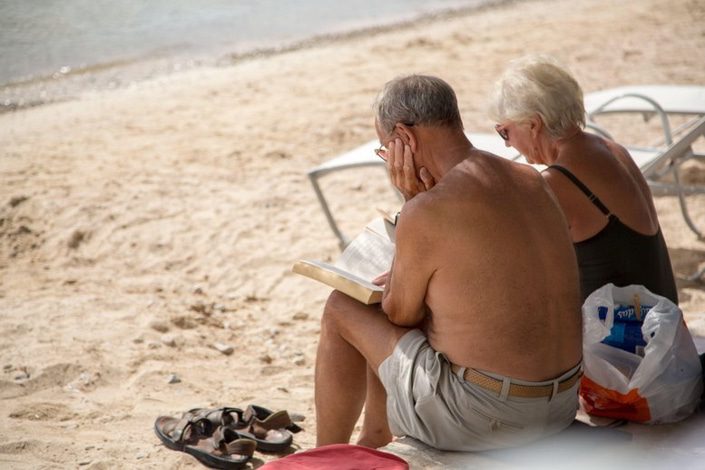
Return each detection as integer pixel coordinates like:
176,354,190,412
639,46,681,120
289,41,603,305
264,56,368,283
378,329,580,451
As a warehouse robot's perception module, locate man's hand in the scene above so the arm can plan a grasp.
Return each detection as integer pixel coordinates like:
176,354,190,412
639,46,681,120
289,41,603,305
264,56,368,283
386,138,435,200
372,271,389,287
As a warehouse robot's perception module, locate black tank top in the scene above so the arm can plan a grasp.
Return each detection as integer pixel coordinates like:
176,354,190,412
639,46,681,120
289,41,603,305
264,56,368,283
548,165,678,304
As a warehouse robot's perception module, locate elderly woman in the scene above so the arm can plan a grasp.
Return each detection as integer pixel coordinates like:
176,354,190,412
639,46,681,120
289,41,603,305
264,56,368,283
489,55,678,304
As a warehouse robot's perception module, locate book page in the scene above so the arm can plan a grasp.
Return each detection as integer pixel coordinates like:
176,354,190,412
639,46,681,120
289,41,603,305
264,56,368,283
335,217,395,282
368,214,397,244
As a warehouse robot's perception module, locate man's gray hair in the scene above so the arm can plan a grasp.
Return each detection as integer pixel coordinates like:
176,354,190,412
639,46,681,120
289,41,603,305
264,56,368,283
374,75,464,133
489,55,585,139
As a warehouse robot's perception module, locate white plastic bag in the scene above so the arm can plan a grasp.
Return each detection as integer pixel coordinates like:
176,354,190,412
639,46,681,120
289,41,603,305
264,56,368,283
580,283,703,424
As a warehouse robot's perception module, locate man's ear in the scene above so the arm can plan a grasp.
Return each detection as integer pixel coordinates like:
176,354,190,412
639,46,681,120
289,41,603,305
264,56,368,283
395,123,417,153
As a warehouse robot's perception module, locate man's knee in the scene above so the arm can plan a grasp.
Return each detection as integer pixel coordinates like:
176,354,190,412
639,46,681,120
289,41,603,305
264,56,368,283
321,290,351,329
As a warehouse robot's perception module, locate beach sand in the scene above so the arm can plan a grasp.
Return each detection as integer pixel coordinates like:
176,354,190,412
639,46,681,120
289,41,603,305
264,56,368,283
1,0,704,467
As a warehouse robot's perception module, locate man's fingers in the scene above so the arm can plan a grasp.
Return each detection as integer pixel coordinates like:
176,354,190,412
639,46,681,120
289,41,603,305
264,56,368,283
391,139,407,190
393,139,405,173
372,271,389,286
385,139,395,174
402,144,417,189
386,139,399,187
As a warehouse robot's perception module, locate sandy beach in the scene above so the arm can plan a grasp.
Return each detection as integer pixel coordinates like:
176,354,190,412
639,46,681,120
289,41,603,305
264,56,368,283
1,0,704,467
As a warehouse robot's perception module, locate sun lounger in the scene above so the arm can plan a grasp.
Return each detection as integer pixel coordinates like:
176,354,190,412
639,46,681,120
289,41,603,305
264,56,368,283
585,85,705,145
642,114,705,234
585,85,705,119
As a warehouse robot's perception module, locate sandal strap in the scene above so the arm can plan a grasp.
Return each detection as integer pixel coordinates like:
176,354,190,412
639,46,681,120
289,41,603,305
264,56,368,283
169,417,211,444
215,407,247,428
187,407,247,428
212,427,257,457
245,405,303,433
258,410,293,430
247,410,294,439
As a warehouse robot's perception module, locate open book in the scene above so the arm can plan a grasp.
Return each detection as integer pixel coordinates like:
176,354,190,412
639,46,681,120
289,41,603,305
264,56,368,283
292,216,396,304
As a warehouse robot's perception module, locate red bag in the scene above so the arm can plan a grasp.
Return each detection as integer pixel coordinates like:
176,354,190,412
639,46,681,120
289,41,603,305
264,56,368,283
260,444,408,470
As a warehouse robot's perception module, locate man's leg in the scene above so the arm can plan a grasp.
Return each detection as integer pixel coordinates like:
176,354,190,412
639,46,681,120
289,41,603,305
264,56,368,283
357,366,393,448
315,290,411,447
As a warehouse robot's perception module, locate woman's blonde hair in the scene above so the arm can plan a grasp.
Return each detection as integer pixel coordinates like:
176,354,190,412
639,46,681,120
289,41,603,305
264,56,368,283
489,55,585,139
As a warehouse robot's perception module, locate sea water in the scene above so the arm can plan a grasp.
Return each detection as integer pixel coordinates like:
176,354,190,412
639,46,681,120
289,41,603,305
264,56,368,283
0,0,501,87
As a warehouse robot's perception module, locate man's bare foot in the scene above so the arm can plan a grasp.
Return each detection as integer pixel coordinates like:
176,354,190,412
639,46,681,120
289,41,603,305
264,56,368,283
356,429,393,449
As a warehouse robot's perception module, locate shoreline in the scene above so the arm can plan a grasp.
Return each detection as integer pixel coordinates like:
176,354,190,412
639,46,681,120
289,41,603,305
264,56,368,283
0,0,511,114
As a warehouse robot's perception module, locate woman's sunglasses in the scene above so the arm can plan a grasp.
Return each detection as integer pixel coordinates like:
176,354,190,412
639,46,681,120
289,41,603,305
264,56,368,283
495,124,509,141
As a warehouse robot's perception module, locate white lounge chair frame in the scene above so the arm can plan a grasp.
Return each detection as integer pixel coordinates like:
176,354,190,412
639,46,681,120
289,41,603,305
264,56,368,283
585,85,705,131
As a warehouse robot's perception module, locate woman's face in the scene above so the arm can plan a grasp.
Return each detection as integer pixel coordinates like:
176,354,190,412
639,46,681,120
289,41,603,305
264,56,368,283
495,118,545,165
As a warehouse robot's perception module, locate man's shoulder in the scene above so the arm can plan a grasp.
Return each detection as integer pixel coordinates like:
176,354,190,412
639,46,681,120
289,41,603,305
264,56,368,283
460,151,540,177
397,189,458,237
445,155,543,196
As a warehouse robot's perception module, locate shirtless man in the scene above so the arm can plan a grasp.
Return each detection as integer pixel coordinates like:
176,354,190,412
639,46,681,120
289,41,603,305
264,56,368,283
314,75,582,451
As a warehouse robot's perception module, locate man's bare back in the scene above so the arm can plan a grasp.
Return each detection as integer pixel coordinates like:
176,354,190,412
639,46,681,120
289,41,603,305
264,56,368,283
393,149,581,381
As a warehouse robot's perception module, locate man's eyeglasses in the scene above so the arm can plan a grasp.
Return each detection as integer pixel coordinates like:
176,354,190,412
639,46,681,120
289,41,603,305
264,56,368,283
495,124,509,141
374,144,388,160
374,122,414,159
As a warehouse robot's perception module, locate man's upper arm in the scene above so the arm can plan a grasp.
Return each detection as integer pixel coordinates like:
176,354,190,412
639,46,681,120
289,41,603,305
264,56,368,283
381,200,436,326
